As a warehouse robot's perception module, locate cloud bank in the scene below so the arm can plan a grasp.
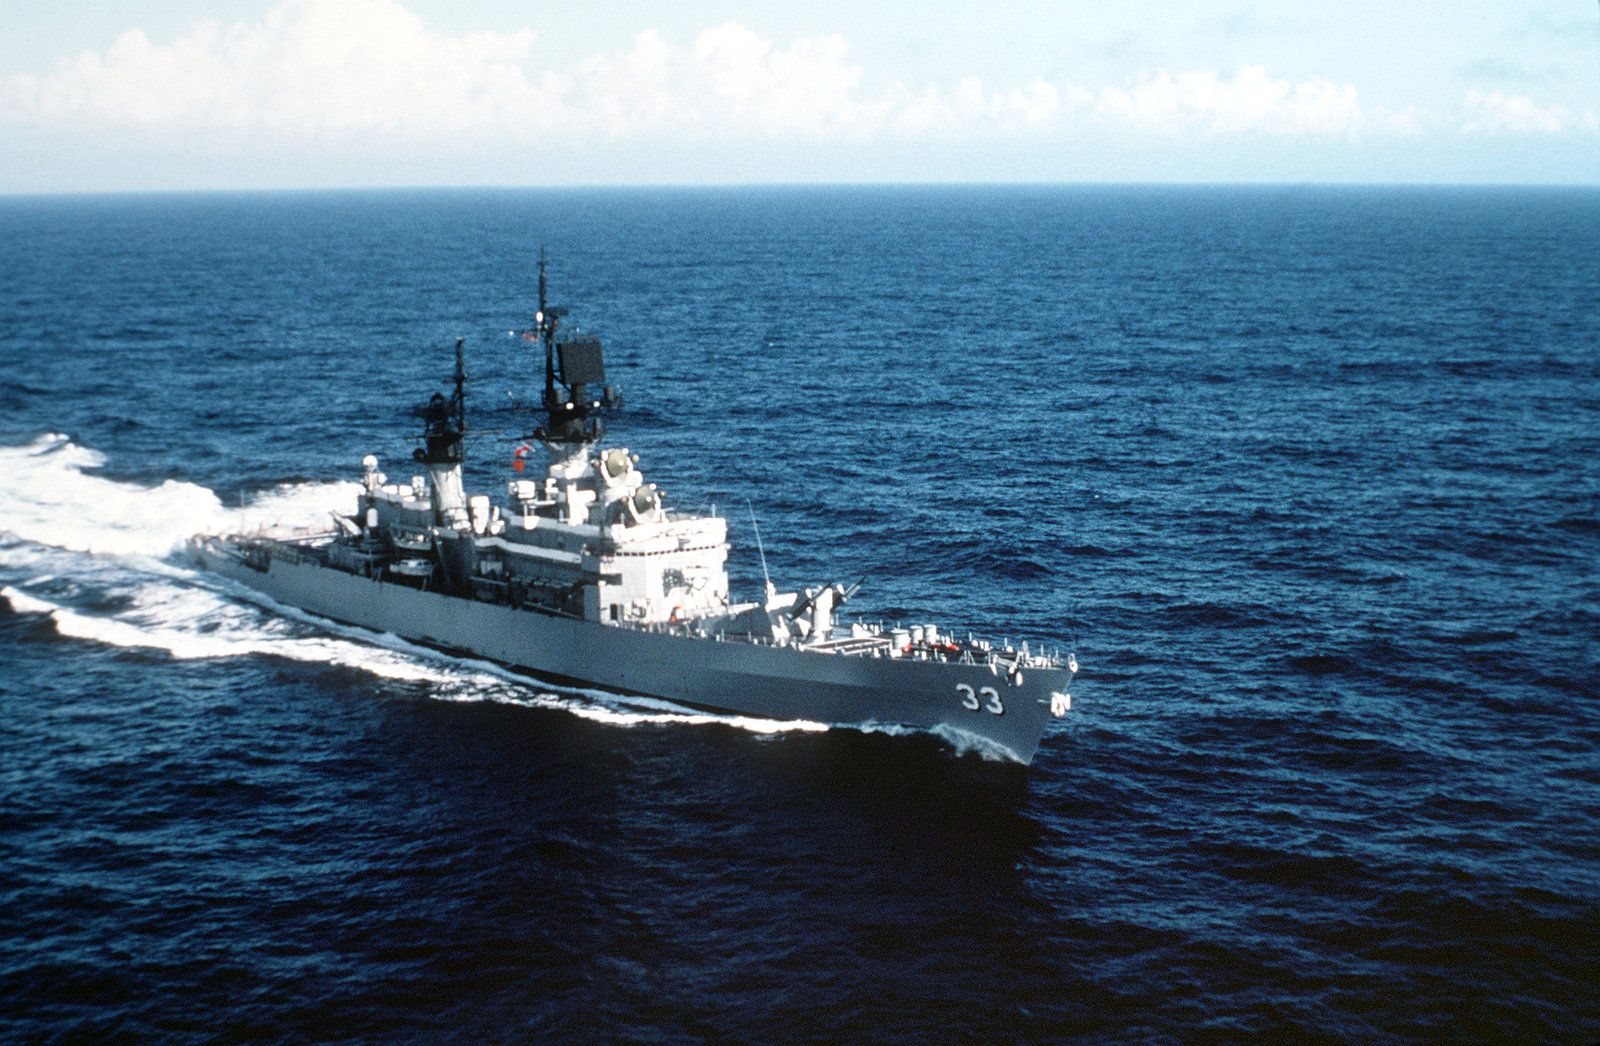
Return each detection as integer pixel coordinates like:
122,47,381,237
6,0,541,135
5,0,1512,146
4,0,1593,191
1462,90,1599,135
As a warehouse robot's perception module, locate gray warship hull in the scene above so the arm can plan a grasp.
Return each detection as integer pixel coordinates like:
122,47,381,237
188,262,1076,763
191,538,1066,764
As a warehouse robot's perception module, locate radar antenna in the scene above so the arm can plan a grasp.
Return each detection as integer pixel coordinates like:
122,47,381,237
523,250,612,447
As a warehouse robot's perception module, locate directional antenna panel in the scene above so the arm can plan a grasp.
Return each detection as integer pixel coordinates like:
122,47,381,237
558,337,606,386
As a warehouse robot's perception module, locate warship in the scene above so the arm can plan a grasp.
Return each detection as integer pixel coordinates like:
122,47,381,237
189,263,1076,763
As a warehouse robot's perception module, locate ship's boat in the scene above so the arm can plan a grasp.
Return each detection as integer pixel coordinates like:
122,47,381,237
190,260,1076,763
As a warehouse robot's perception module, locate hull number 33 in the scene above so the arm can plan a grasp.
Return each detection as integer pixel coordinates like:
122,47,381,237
957,683,1003,715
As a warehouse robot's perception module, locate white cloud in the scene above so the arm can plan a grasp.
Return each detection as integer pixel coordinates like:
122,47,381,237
562,24,876,138
5,0,544,134
1,1,1059,143
1462,89,1598,134
1096,66,1368,136
2,0,1437,150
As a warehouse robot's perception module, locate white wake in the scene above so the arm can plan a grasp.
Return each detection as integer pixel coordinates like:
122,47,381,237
0,435,829,739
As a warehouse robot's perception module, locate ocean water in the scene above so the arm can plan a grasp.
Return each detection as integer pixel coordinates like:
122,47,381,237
0,185,1596,1044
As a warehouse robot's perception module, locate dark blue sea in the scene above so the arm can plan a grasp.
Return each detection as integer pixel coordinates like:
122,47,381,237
1,186,1596,1044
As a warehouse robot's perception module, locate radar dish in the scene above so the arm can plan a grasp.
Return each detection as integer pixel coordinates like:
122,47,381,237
602,447,631,480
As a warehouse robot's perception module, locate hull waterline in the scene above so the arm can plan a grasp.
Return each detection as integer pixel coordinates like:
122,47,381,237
191,540,1066,764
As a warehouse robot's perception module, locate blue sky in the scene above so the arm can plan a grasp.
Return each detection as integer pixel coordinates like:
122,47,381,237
1,0,1596,191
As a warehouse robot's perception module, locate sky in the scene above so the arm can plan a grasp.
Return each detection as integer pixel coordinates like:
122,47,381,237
0,0,1596,192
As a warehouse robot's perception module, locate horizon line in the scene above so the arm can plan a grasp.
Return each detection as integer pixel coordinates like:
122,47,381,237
4,179,1600,201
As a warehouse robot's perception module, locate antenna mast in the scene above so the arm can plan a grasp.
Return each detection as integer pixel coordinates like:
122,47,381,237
539,249,556,413
525,252,609,447
413,340,468,477
453,337,467,435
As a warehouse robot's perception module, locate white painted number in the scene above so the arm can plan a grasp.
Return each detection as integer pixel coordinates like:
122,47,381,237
957,683,1003,715
981,686,1004,715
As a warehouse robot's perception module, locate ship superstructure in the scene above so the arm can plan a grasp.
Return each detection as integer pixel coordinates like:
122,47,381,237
192,262,1076,763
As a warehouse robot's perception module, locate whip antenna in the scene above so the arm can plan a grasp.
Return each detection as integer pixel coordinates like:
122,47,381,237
746,499,772,595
